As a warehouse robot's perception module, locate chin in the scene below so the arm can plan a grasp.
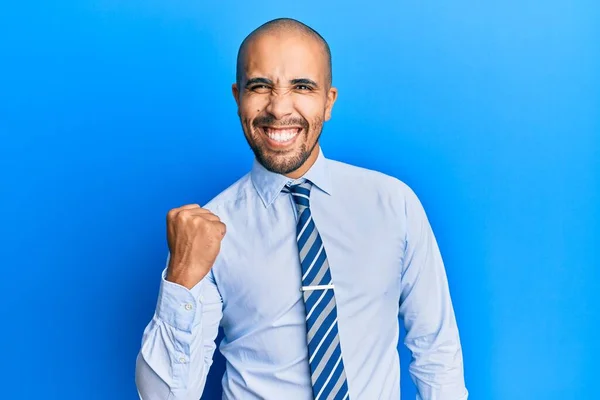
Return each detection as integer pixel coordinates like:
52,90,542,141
255,147,308,175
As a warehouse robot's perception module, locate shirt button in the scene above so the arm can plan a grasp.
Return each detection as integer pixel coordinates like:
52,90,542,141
199,295,204,303
179,357,186,363
184,303,193,311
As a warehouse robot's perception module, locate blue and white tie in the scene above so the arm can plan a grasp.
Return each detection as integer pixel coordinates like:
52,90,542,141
284,180,350,400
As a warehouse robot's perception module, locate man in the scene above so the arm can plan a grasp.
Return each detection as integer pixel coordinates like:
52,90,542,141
135,18,468,400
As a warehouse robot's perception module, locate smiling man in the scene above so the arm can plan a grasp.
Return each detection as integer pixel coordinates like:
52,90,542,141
135,18,468,400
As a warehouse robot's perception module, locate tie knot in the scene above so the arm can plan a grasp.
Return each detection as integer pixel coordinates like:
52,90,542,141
283,180,313,208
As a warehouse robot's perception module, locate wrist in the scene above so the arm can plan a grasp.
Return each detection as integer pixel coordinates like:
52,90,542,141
166,263,208,290
166,272,196,290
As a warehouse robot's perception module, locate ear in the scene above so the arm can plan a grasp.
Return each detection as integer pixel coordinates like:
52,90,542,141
324,86,338,121
232,83,240,107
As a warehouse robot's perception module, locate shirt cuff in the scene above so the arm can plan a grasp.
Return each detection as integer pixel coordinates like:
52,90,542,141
155,268,204,332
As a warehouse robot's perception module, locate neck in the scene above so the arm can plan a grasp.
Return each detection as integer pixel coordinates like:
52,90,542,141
284,144,320,179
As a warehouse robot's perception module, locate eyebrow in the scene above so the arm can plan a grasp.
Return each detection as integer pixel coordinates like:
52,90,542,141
291,78,319,88
244,77,319,88
245,77,273,88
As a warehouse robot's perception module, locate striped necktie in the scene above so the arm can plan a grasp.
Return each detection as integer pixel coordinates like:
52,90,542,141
283,180,350,400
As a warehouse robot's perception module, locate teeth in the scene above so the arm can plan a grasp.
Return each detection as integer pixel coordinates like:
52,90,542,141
264,128,299,142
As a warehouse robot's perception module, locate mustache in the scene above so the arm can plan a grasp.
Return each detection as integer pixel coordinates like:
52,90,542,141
252,115,309,129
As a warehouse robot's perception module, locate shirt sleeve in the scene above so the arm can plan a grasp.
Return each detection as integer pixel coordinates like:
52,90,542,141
398,186,469,400
135,253,223,400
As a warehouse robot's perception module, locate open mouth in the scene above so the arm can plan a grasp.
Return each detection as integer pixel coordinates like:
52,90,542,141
261,126,302,147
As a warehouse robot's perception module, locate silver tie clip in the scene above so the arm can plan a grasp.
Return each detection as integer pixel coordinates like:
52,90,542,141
301,284,335,292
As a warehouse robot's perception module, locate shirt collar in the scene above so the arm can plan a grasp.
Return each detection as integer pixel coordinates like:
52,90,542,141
250,146,333,208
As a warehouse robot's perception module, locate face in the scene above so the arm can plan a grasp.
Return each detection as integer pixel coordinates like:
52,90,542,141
232,31,337,178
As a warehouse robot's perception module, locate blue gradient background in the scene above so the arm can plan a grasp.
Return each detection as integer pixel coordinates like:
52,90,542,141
1,1,598,399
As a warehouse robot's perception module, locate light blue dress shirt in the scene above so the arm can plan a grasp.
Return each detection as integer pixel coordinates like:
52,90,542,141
136,147,468,400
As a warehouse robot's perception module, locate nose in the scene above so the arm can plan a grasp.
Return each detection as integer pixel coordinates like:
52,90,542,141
265,91,294,120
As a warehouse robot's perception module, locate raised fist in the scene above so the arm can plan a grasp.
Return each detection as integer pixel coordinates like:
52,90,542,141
165,204,226,289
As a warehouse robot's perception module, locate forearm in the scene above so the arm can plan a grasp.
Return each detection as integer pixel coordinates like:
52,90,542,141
135,315,207,399
402,256,466,398
135,270,222,399
405,307,467,399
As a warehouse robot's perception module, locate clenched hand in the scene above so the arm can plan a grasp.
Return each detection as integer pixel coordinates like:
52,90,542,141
165,204,226,289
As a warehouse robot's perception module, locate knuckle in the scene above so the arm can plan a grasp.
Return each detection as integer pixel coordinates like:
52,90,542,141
197,219,210,232
191,216,203,226
178,209,191,221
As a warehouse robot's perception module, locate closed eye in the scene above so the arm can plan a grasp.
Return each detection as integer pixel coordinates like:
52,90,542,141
290,78,318,92
245,77,273,93
249,84,271,93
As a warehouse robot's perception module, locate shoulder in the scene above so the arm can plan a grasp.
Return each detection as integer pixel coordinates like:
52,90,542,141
202,172,254,214
327,158,418,203
329,159,435,241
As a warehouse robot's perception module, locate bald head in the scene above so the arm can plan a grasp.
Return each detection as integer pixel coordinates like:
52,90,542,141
236,18,332,88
